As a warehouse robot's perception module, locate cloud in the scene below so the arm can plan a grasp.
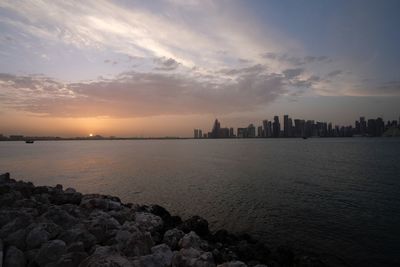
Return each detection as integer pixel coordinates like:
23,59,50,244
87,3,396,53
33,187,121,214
261,52,331,66
326,70,342,78
0,0,299,73
0,69,288,117
282,68,304,79
154,57,180,71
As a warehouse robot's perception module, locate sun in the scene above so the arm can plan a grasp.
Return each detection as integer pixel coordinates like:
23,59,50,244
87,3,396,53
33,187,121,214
89,133,93,137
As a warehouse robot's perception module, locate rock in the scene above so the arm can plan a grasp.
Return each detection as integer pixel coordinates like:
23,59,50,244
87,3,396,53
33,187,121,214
41,206,78,228
115,224,154,257
80,194,122,211
172,248,216,267
56,184,63,191
58,227,97,251
35,239,67,266
179,231,202,249
25,249,39,265
87,210,121,243
0,172,10,183
51,191,83,205
163,228,185,250
179,215,210,237
0,239,3,267
79,246,132,267
0,214,33,239
4,246,26,267
217,261,247,267
26,226,51,249
108,208,135,225
273,245,295,267
67,241,85,252
50,251,88,267
65,187,76,193
4,228,27,250
134,212,163,233
132,244,173,267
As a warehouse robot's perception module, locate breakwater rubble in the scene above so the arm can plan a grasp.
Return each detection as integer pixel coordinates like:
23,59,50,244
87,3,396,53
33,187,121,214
0,172,329,267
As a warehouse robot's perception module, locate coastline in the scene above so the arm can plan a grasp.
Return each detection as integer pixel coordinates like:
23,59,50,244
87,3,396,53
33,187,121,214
0,172,331,267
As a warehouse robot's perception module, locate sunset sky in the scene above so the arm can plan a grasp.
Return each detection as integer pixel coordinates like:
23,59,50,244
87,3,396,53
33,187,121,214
1,0,399,137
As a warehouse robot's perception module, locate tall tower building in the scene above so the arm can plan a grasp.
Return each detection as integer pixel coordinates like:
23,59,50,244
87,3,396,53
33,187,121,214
273,116,280,138
284,115,289,137
211,119,221,138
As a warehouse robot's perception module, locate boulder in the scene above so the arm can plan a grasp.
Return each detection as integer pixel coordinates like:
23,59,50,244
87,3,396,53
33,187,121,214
49,251,89,267
179,231,209,251
79,246,132,267
163,228,185,250
217,261,247,267
172,248,216,267
0,172,10,183
80,194,122,211
41,206,78,229
51,191,83,205
0,214,33,239
131,244,173,267
0,238,3,267
179,216,210,237
58,227,97,251
87,210,121,243
35,239,67,266
115,224,154,257
4,246,26,267
4,228,27,250
134,212,163,233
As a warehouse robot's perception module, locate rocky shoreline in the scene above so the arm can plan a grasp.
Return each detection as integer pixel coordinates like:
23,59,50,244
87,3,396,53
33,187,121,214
0,172,329,267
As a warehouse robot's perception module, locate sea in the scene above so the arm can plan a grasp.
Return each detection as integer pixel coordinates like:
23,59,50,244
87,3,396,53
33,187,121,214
0,138,399,266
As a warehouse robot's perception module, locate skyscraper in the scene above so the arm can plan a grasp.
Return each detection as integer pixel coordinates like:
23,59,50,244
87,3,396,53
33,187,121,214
211,119,221,138
248,124,256,138
273,116,280,138
284,115,289,137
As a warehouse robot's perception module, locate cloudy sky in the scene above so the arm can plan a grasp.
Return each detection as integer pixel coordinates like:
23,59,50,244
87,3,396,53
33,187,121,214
0,0,399,137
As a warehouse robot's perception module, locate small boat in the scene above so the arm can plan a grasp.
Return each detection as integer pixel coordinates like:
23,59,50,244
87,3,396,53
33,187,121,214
302,136,308,139
25,140,34,143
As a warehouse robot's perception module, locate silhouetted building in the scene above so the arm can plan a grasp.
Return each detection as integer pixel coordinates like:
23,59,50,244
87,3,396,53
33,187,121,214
360,117,367,136
210,119,221,138
237,128,247,138
284,115,289,137
247,124,256,138
194,129,199,139
273,116,280,138
257,126,263,137
199,129,202,138
229,128,234,137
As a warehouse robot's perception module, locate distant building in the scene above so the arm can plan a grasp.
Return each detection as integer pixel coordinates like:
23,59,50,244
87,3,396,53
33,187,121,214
257,126,263,137
229,127,235,138
284,115,289,137
199,129,202,138
247,124,256,138
272,116,280,138
194,129,199,139
211,119,221,138
237,128,247,138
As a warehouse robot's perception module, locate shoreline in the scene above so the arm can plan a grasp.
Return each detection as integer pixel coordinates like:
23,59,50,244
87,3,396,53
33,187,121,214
0,172,334,267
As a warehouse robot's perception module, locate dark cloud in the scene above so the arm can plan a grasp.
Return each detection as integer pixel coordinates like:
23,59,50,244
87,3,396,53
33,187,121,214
326,70,342,78
282,68,304,79
217,64,267,76
153,57,180,71
261,53,331,66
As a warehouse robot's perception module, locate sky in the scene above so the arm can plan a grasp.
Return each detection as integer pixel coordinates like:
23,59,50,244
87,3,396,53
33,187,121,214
0,0,399,137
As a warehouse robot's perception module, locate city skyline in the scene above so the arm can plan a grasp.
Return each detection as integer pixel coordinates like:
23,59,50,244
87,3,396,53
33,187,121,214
195,115,400,139
1,1,400,137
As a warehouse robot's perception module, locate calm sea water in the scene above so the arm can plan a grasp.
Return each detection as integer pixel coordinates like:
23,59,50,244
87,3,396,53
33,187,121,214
1,138,399,266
